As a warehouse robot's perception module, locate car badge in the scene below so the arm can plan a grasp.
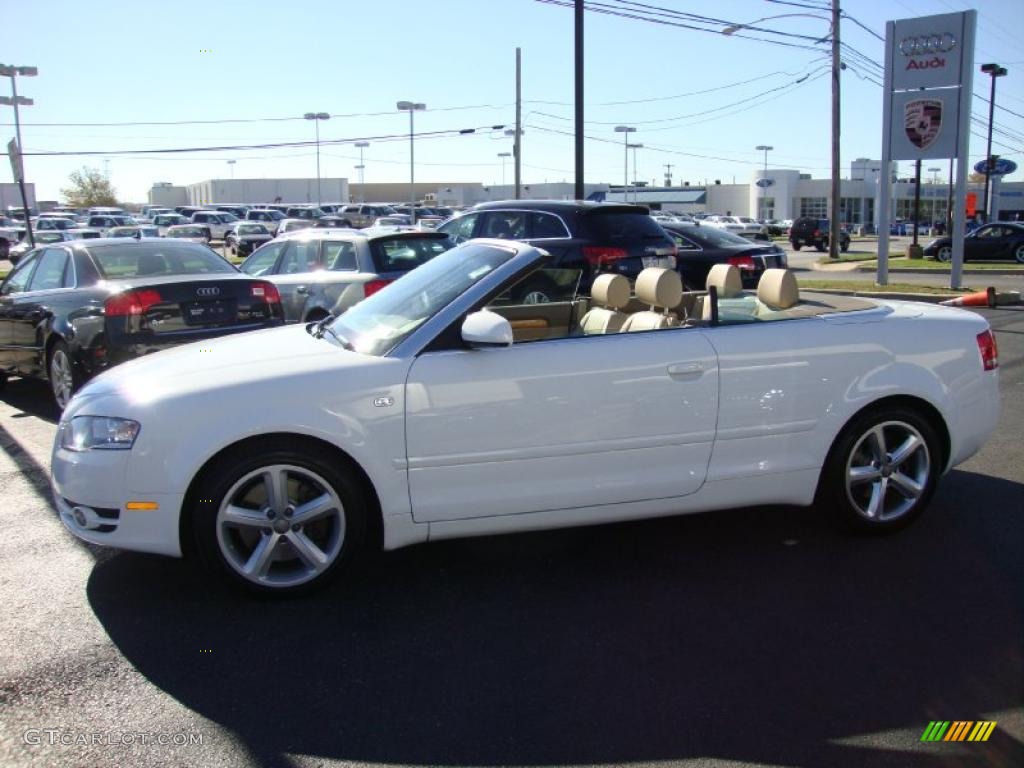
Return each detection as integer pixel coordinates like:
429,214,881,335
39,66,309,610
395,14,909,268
904,99,942,150
196,286,220,297
373,396,395,408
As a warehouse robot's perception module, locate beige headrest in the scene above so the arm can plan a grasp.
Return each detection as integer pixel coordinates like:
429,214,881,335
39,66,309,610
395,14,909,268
757,269,799,309
634,267,682,309
706,264,743,298
590,273,630,310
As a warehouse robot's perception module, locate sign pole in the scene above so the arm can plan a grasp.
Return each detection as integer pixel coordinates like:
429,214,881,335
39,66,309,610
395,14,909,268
950,10,976,291
876,20,895,286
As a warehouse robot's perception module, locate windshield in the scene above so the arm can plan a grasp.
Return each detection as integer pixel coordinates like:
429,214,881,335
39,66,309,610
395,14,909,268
84,243,236,278
169,227,206,237
329,242,516,357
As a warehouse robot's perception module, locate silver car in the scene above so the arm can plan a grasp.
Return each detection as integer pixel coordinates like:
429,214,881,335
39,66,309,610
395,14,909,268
238,228,453,323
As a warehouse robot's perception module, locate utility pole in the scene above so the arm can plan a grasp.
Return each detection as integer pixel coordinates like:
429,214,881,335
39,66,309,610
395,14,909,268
829,0,842,258
980,63,1007,222
515,47,523,200
574,1,584,200
912,159,922,248
664,163,673,187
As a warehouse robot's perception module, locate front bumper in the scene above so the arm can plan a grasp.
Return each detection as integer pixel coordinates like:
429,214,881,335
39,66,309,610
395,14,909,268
51,442,185,557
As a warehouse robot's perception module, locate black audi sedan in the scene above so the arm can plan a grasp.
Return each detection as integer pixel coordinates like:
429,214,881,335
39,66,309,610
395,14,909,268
924,221,1024,263
0,239,284,409
661,223,788,289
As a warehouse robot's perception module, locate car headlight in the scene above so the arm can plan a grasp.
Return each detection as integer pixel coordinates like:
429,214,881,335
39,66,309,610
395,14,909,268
60,416,141,451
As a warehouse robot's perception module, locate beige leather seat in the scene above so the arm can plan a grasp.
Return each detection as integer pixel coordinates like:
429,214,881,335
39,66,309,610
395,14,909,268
756,268,800,312
578,273,630,334
701,264,745,320
621,267,682,332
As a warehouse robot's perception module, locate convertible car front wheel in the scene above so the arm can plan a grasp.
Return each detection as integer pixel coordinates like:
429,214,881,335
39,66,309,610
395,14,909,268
818,406,941,533
191,439,368,595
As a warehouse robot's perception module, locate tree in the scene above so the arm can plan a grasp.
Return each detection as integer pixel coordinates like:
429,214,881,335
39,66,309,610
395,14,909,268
60,166,118,207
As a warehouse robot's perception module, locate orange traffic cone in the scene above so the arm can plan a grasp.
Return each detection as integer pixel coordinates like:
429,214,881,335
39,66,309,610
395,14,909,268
940,287,996,308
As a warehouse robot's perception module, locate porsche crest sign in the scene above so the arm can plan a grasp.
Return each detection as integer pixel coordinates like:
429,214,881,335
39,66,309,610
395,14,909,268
904,99,943,150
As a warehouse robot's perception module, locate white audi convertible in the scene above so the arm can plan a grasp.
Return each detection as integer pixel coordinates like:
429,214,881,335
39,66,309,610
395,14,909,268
51,240,1000,595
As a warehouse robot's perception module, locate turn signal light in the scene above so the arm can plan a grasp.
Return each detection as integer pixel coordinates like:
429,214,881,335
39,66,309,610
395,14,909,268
251,281,281,303
105,289,163,316
363,279,393,297
976,329,998,371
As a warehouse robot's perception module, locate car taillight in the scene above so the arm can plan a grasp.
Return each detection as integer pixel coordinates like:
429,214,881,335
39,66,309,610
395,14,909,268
976,329,998,371
251,281,280,303
582,246,628,267
813,229,822,237
727,255,756,270
104,289,163,316
363,279,393,297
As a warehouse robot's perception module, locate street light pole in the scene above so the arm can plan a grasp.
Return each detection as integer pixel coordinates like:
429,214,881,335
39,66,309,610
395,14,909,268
614,126,636,203
829,0,842,259
303,112,329,206
397,101,426,220
498,152,512,188
627,143,643,204
755,144,773,219
354,141,369,203
227,159,236,179
980,63,1007,222
0,63,38,247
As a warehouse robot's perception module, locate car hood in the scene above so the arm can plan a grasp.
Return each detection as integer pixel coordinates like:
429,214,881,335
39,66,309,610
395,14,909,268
74,323,368,404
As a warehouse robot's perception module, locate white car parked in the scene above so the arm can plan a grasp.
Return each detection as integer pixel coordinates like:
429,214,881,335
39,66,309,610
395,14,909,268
190,210,239,240
51,241,1000,595
703,215,766,239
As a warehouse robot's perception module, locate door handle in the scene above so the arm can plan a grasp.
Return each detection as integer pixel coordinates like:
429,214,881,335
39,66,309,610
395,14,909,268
296,286,310,295
667,362,703,378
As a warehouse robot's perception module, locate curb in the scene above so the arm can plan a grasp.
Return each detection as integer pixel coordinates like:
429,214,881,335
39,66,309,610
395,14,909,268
854,265,1024,276
803,288,959,303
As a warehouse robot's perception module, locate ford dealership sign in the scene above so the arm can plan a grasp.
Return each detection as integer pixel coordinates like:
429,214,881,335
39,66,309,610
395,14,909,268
973,158,1017,176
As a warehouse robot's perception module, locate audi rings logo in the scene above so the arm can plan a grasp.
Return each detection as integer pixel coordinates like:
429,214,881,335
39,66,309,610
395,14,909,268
899,33,957,57
196,286,220,297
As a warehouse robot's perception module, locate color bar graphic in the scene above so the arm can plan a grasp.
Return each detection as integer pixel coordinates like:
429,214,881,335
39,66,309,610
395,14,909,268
921,720,996,742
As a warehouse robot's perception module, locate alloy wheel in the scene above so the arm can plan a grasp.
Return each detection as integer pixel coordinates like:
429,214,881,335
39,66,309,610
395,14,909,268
215,464,346,588
937,246,952,262
49,348,75,410
845,420,930,523
1015,244,1024,264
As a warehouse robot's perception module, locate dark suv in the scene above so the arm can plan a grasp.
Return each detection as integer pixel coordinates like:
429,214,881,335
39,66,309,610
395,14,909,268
789,217,850,252
438,200,676,302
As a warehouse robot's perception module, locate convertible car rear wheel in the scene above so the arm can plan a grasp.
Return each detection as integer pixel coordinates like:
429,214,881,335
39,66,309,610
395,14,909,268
191,439,367,595
818,406,940,533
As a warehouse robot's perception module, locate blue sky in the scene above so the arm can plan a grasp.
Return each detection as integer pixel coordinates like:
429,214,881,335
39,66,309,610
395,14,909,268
3,0,1022,202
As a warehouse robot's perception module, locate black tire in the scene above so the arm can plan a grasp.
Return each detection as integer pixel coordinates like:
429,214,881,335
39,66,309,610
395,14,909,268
0,371,7,391
814,240,827,252
816,405,941,534
1015,244,1024,264
190,437,368,596
936,245,952,263
840,239,850,253
47,339,83,411
792,241,802,251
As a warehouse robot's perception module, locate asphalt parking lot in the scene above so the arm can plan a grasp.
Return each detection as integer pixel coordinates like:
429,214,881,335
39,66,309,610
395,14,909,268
0,307,1021,768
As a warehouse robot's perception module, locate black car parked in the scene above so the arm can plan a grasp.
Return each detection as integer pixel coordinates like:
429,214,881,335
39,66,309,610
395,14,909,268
661,223,788,289
0,239,285,409
924,222,1024,263
789,217,850,252
438,200,677,302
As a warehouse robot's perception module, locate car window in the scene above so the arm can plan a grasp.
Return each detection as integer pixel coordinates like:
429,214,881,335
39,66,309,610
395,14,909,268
671,233,700,250
369,236,453,274
529,212,569,239
241,241,287,276
480,211,527,239
83,243,236,278
588,211,669,242
323,241,357,271
279,241,321,273
438,213,478,244
1,253,39,295
27,248,71,291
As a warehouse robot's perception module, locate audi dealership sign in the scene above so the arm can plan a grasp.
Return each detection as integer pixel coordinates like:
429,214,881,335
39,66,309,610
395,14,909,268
877,10,976,289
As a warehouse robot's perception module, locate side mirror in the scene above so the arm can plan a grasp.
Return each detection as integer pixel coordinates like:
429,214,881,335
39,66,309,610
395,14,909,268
461,310,513,348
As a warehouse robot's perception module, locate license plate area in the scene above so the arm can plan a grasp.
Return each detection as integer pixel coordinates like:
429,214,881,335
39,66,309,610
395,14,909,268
183,299,237,326
642,256,673,269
